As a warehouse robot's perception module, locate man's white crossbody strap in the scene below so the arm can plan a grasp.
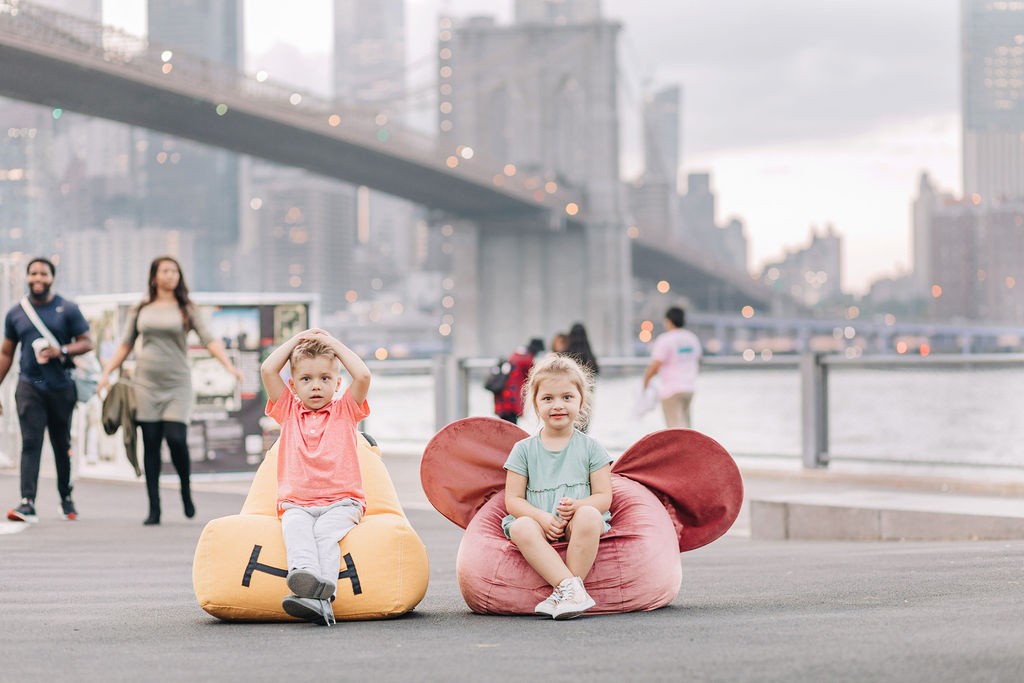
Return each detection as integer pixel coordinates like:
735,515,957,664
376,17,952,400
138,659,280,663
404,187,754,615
20,296,61,349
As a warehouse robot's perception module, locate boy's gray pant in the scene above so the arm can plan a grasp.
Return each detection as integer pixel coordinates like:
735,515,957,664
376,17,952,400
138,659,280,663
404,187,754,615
281,498,363,596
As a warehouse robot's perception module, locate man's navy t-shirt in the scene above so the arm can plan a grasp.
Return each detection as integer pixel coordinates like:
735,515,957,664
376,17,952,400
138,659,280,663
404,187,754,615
4,296,90,391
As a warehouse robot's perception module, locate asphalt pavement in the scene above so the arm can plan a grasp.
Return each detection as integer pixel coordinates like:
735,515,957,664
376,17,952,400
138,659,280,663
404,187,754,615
2,455,1023,682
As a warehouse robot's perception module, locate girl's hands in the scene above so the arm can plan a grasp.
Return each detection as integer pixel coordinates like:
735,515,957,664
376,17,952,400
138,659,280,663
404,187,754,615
542,512,567,542
555,497,578,522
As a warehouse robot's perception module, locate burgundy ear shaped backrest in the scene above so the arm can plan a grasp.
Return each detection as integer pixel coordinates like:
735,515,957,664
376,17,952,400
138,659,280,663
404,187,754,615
420,417,524,529
612,429,744,551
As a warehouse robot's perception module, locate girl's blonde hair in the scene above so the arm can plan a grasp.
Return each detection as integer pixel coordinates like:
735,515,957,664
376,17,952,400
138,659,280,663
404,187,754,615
523,353,595,430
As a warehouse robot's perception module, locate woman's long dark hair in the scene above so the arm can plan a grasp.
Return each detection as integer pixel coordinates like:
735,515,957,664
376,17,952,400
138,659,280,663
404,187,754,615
142,255,193,328
566,322,599,375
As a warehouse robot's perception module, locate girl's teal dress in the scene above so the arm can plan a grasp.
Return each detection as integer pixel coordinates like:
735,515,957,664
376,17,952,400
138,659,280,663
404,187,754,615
501,429,612,538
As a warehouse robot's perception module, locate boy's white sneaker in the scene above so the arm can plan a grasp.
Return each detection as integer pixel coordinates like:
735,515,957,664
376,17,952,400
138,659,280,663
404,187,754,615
551,576,595,620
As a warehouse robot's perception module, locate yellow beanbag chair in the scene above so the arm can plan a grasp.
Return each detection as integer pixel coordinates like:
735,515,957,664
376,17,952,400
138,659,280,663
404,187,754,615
192,434,429,621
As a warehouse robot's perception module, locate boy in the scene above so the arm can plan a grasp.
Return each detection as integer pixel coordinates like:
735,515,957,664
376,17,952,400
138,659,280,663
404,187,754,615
260,328,371,626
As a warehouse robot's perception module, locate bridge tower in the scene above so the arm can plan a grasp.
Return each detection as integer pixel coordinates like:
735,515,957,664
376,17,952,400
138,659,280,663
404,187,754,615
439,7,632,356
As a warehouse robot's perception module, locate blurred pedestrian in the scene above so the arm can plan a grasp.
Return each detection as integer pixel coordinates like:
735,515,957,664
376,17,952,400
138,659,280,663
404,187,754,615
564,323,599,431
566,322,599,376
1,257,94,523
494,338,544,425
643,306,702,429
550,332,569,354
98,256,243,525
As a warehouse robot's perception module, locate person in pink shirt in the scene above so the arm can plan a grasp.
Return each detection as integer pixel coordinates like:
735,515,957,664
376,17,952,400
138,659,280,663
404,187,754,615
642,306,703,429
260,328,371,626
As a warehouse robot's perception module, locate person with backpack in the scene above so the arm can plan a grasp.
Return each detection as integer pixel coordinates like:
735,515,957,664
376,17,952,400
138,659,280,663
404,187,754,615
491,338,544,425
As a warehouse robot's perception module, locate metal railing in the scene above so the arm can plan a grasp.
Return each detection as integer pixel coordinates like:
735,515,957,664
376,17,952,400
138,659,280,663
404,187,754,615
798,351,1024,469
364,352,1024,474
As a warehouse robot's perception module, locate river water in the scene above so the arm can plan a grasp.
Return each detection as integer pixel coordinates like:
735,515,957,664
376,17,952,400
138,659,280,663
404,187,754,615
363,364,1024,471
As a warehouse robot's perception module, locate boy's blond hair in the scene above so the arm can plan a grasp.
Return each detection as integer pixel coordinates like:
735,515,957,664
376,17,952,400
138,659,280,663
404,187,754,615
289,337,339,370
523,353,595,430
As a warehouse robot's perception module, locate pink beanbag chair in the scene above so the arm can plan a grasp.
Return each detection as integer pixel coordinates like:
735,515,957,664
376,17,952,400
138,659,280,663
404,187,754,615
420,417,743,615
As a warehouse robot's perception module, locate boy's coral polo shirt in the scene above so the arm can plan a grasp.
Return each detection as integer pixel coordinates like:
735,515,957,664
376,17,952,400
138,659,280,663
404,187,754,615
266,388,370,516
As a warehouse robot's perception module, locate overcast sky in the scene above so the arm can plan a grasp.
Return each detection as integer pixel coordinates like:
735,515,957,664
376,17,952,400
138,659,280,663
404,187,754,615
105,0,963,293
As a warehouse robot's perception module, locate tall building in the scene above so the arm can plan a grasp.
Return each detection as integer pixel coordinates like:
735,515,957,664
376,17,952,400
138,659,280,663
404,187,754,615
961,0,1024,204
62,224,196,297
240,166,355,314
978,200,1024,320
0,0,118,287
515,0,602,24
626,86,682,245
759,225,842,307
333,0,405,106
332,0,420,291
643,86,681,187
0,102,56,258
928,203,980,320
145,0,244,291
912,172,938,296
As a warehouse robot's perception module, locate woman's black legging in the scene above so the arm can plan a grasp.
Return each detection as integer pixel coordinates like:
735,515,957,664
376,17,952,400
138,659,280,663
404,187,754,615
138,420,191,516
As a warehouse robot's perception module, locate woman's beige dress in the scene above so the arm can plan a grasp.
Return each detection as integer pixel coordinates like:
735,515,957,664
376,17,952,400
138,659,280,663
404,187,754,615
121,302,212,423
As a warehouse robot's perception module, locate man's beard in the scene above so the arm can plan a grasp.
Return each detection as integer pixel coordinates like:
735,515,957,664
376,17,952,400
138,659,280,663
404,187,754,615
28,282,51,302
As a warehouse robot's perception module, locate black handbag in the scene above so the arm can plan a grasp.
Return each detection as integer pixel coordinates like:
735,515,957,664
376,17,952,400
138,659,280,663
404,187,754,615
483,358,510,394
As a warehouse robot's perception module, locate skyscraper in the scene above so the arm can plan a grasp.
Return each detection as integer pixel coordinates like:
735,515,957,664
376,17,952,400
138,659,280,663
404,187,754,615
332,0,420,298
515,0,602,24
643,86,681,187
333,0,405,106
145,0,244,290
961,0,1024,204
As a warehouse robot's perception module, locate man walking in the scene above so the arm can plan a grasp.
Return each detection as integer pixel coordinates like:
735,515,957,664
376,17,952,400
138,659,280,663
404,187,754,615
642,306,702,429
1,258,93,522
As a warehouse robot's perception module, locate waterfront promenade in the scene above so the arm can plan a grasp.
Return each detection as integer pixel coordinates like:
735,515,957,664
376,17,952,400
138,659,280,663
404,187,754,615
2,452,1023,682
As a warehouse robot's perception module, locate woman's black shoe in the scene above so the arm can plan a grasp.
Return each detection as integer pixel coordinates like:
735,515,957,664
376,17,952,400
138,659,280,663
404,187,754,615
143,514,160,525
183,498,195,519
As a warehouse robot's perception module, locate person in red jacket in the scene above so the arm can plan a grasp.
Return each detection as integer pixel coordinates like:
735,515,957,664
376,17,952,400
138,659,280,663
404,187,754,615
494,338,544,424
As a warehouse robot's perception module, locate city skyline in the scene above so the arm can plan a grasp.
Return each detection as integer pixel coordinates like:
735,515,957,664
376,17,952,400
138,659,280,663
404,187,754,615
102,0,963,295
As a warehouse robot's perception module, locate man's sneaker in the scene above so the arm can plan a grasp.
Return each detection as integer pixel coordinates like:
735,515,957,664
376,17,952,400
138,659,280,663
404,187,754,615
282,595,336,626
287,569,334,600
60,496,78,521
534,587,562,616
551,576,595,620
7,499,37,523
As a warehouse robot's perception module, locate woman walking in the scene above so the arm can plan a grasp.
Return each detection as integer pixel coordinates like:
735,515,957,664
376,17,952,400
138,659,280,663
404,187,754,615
99,256,243,525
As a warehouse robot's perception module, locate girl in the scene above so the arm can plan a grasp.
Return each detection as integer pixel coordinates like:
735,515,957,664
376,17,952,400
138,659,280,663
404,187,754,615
502,354,612,620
